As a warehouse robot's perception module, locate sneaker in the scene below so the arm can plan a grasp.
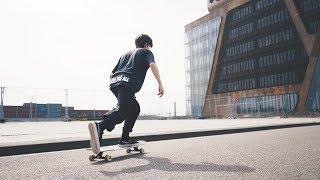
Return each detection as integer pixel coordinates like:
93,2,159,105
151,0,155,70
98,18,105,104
88,122,102,154
118,139,139,147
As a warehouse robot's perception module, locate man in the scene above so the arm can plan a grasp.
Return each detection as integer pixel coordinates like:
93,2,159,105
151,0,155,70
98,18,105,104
88,34,164,153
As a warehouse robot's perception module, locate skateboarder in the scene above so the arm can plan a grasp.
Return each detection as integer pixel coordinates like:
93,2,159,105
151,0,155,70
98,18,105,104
88,34,164,151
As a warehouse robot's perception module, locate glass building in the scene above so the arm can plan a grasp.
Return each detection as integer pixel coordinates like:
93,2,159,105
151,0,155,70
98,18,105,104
23,103,62,118
185,0,320,118
185,16,222,117
213,0,309,94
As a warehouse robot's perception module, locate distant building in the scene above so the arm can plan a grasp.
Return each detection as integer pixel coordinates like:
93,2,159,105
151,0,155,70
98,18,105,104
4,103,109,120
185,0,320,118
23,103,62,118
4,106,29,118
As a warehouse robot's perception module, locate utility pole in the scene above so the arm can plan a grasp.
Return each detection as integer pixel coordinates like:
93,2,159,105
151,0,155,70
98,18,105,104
64,89,69,121
47,103,49,119
29,96,33,121
0,87,5,122
34,89,37,122
174,102,177,119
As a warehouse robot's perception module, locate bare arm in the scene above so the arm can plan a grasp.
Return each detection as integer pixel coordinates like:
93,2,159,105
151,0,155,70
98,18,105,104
150,63,164,97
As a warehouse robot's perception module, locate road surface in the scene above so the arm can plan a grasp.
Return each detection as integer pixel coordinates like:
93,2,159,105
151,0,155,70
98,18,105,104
1,126,319,179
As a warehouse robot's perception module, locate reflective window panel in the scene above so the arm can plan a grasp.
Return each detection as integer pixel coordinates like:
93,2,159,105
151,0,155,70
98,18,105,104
185,16,222,117
294,0,320,34
306,57,320,112
213,0,309,94
236,93,298,115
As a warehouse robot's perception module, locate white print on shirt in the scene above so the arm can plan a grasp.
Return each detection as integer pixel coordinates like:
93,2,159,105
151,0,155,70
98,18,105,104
110,75,130,84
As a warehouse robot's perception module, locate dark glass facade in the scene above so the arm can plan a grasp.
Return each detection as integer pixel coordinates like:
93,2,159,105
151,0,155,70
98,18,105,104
306,57,320,112
47,104,62,118
236,93,298,115
36,104,47,117
212,0,309,94
294,0,320,34
188,0,320,117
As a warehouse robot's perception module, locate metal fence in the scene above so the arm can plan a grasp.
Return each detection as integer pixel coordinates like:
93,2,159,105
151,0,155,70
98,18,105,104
2,86,318,122
0,86,184,121
203,93,299,118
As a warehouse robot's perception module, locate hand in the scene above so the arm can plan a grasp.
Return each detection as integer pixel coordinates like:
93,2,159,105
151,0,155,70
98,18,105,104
158,84,164,97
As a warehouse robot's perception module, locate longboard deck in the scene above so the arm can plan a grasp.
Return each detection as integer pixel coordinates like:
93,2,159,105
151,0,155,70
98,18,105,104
88,140,146,162
100,140,146,152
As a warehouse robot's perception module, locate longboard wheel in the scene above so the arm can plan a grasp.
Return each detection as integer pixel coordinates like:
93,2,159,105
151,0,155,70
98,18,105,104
139,148,145,154
126,149,132,153
89,155,95,161
105,155,112,162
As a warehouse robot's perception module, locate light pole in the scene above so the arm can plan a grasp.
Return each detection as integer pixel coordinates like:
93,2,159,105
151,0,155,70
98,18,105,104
174,102,177,119
0,87,5,122
29,96,33,121
64,89,69,121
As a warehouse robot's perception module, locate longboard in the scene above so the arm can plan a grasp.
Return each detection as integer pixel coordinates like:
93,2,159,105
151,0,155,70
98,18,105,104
88,140,146,162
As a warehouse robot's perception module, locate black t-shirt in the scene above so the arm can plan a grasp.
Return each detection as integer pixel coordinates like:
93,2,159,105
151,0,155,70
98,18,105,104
109,48,155,92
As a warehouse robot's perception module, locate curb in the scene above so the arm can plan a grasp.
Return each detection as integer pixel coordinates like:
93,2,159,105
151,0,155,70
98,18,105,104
1,122,319,157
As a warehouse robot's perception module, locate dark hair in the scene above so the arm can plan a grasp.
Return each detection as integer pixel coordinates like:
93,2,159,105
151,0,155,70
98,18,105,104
135,34,153,48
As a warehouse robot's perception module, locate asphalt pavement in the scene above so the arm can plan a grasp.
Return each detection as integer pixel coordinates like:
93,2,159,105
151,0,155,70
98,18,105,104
1,126,319,179
2,118,319,145
1,118,319,156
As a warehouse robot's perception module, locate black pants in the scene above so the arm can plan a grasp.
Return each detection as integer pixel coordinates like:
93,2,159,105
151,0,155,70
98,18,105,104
99,85,140,135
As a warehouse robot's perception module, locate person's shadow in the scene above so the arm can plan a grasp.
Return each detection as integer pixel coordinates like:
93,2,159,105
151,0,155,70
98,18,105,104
95,153,255,177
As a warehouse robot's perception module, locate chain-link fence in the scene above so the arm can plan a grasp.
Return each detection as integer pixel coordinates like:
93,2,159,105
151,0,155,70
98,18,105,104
1,86,185,122
2,86,317,121
204,96,234,118
203,93,299,118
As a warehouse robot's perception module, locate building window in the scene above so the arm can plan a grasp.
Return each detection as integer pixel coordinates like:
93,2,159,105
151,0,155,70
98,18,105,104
185,16,222,116
213,0,308,94
236,93,298,115
294,0,320,34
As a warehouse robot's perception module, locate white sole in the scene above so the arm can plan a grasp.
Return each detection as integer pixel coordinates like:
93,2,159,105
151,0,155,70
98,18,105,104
118,143,139,148
88,123,100,154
